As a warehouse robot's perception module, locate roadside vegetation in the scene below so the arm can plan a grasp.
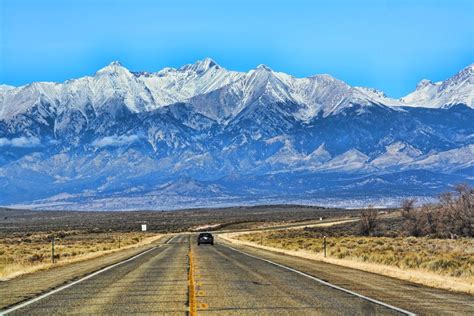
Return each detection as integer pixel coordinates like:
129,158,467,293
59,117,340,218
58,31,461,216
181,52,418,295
0,231,158,280
235,185,474,293
239,232,473,278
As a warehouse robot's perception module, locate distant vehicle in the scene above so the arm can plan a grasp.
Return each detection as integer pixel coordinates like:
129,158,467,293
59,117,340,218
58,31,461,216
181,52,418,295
197,232,214,245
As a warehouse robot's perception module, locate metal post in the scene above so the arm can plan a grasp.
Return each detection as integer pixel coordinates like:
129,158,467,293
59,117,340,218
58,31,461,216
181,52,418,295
260,235,263,245
51,238,55,264
118,236,121,248
323,236,327,258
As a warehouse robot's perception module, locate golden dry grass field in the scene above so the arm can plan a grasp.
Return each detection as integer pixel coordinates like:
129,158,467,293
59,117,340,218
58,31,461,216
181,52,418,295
0,231,160,280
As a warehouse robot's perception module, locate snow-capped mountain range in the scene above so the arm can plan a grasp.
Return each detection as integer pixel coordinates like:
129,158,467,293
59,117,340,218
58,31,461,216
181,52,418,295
1,59,473,210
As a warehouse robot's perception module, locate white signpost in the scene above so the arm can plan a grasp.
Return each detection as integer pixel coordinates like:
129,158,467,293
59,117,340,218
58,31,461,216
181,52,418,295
141,224,147,232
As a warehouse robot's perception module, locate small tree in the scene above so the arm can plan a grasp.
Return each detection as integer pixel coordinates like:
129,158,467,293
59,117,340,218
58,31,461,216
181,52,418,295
422,205,437,235
400,198,425,236
359,207,378,236
401,198,416,215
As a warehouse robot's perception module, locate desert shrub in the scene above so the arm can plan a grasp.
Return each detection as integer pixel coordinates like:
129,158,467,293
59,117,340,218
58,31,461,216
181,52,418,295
28,253,44,263
401,198,424,237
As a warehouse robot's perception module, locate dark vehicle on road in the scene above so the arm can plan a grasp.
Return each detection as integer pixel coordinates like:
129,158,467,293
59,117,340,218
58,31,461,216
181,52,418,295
197,233,214,245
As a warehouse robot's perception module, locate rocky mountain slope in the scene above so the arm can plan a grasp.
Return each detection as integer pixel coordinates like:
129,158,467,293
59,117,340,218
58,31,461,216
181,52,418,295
0,59,472,210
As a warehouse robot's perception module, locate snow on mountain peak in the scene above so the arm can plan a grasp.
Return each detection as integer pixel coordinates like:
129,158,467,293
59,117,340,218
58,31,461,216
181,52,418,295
416,79,434,90
1,60,473,209
96,61,130,76
401,63,474,109
200,57,218,68
243,64,293,105
310,73,338,82
256,64,272,71
1,60,473,123
109,60,123,67
0,84,15,91
458,63,474,77
179,57,221,73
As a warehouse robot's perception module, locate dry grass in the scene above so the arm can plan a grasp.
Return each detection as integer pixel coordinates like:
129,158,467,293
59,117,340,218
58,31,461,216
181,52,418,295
227,230,474,294
0,231,162,280
239,232,473,278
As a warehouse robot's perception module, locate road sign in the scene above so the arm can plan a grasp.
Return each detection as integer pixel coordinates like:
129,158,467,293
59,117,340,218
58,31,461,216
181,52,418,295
141,224,147,231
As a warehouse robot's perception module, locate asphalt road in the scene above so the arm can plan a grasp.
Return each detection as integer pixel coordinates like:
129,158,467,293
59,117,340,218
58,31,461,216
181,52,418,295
0,234,426,315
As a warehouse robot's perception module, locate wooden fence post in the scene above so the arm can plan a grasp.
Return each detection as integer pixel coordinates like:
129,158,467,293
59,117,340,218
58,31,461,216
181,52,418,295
323,236,327,258
51,238,55,264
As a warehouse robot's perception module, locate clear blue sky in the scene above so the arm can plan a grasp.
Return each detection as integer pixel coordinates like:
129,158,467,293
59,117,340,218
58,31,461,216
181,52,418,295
0,0,473,97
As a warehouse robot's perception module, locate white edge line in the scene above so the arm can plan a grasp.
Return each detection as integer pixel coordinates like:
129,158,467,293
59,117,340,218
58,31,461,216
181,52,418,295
1,246,158,315
165,235,178,244
223,244,416,316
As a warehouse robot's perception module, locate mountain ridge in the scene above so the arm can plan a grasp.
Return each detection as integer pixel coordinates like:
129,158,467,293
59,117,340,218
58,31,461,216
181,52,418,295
2,59,472,123
0,60,473,210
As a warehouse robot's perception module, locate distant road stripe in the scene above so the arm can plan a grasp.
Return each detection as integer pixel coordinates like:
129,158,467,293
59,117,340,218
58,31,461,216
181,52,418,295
223,244,416,316
0,246,159,315
166,235,178,243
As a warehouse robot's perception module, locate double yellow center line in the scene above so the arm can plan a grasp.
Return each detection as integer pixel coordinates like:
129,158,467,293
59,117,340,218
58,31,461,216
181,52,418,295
188,244,197,316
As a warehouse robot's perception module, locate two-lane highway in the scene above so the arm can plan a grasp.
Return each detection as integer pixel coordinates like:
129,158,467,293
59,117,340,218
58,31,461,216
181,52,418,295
4,234,412,315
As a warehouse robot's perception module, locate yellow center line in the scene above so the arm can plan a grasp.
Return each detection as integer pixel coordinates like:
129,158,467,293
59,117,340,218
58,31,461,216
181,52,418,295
188,242,197,316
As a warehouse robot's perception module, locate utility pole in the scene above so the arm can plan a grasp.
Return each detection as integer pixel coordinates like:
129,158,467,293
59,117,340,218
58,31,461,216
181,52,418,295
323,236,327,258
51,237,55,264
